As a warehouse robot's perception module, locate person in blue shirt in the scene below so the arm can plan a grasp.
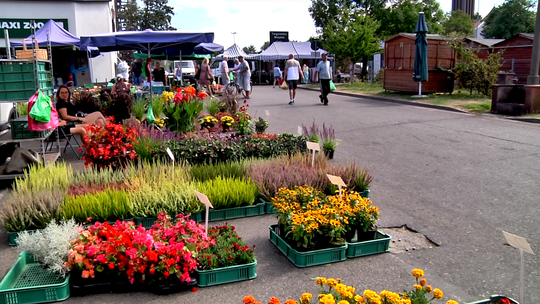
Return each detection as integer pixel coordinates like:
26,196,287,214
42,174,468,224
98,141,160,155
273,63,282,88
316,53,332,106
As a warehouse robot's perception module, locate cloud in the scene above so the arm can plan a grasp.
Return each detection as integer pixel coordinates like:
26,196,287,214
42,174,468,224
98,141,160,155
170,0,317,51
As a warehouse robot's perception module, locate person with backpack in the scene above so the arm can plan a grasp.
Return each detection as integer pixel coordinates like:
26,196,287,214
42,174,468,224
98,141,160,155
131,59,143,86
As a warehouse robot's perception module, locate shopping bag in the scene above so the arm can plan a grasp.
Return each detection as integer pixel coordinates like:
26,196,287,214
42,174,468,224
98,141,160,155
280,81,288,90
29,90,51,122
278,77,283,85
147,102,155,124
329,80,337,91
27,91,59,131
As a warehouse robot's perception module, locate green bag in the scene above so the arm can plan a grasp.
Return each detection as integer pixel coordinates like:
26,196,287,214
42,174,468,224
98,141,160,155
147,102,155,124
329,80,337,91
29,90,51,123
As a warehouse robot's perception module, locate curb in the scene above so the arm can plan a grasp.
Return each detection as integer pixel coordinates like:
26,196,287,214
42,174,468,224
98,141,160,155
299,86,540,123
299,86,467,114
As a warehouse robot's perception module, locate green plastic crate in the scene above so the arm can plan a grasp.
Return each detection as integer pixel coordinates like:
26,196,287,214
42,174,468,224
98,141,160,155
10,116,43,139
345,231,391,258
196,202,265,222
260,198,277,214
269,224,347,268
195,260,257,287
0,82,35,92
0,64,34,73
0,251,70,304
0,73,35,83
134,217,158,229
466,295,519,304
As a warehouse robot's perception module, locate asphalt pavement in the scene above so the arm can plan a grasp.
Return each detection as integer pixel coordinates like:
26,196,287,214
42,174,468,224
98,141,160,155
1,84,539,303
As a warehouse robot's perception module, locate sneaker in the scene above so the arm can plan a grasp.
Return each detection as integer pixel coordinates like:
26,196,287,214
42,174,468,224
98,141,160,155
288,100,294,105
319,95,323,103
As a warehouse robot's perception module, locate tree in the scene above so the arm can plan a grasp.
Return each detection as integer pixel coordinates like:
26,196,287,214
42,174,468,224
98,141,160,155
450,40,503,96
243,45,258,54
260,41,271,52
482,0,535,39
323,15,381,82
376,0,444,38
442,9,474,37
118,0,175,31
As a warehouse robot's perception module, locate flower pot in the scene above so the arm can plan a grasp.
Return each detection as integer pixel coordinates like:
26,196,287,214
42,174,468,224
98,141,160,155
146,277,197,295
356,229,378,242
324,149,334,159
344,227,356,243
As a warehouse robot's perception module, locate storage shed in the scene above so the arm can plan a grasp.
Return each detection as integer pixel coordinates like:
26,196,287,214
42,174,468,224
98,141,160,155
492,33,534,85
383,33,456,93
463,37,503,60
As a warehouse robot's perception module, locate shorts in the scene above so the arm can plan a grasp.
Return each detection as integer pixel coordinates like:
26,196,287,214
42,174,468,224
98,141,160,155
240,75,251,92
287,80,298,89
274,76,280,80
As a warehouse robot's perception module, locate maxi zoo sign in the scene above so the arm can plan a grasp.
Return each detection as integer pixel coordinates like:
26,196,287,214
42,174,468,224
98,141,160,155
0,19,69,39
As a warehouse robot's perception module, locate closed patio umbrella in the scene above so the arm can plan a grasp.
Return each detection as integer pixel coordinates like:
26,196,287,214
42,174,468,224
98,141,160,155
413,12,429,97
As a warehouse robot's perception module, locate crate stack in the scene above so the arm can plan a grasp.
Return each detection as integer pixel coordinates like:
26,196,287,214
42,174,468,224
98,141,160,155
0,60,53,101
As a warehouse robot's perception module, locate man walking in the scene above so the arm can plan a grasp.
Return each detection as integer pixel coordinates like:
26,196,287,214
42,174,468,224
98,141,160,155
316,53,332,105
284,54,303,105
220,56,230,87
232,56,251,99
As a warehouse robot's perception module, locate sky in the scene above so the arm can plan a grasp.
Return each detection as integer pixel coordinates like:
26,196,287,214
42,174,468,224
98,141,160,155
169,0,508,52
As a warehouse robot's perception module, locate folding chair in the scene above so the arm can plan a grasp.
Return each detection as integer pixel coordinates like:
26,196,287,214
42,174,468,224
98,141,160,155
45,127,83,159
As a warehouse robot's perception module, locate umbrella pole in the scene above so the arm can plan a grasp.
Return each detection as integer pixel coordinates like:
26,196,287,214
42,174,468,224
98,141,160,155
419,82,422,96
148,45,154,132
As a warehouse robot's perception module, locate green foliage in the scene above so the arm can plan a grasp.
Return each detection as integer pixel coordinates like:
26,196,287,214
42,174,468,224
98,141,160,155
62,189,132,222
133,135,164,161
242,45,258,54
442,9,474,37
151,97,164,118
197,224,255,270
163,99,203,134
482,0,536,39
450,40,503,96
190,160,247,182
71,165,127,187
119,0,176,31
196,177,259,209
323,15,381,68
17,102,28,116
0,189,64,232
205,98,221,116
260,41,271,52
131,97,146,120
377,0,444,37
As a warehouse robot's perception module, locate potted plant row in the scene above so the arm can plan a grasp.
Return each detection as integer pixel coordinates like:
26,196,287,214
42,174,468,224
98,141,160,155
243,268,462,304
269,185,390,267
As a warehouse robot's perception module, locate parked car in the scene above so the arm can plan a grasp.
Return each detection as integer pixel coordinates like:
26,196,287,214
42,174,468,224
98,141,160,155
172,60,196,80
210,58,235,84
0,104,16,135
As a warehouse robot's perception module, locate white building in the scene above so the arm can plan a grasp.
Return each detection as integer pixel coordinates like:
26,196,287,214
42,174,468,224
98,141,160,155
0,0,117,84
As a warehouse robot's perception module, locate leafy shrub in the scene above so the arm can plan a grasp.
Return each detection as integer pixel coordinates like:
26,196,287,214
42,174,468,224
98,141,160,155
16,219,80,277
205,98,222,116
62,189,132,222
0,189,65,232
197,223,255,270
151,96,164,118
131,97,146,120
196,176,259,209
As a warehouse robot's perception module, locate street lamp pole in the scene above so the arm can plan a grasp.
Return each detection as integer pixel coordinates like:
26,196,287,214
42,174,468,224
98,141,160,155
231,32,237,45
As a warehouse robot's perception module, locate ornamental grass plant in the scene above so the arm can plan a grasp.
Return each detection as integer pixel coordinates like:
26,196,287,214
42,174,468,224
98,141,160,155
13,163,73,195
196,176,259,209
189,160,248,182
0,189,65,232
197,223,255,270
62,189,132,223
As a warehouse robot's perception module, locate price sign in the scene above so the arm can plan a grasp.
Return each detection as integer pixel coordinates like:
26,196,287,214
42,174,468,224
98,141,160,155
297,126,302,135
195,191,213,235
265,110,270,117
327,174,347,199
502,230,534,304
166,147,175,174
306,141,320,167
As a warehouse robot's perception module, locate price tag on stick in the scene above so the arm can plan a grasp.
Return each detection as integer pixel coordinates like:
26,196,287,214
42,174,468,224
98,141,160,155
503,231,534,304
327,174,347,199
297,126,303,135
195,191,213,235
166,147,175,174
265,110,270,117
306,141,320,167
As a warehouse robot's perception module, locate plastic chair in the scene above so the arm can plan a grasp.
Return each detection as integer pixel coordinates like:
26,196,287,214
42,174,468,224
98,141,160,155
45,127,83,159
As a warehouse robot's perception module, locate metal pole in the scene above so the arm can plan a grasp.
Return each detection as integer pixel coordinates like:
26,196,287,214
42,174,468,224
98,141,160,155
4,29,11,59
47,31,54,90
527,0,540,84
520,249,524,304
419,82,422,95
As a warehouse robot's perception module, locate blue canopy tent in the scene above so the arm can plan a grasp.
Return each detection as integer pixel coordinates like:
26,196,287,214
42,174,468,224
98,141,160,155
12,19,80,47
80,29,217,108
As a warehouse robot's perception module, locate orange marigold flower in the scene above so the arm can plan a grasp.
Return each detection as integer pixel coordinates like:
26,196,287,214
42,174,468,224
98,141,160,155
446,301,459,304
426,285,433,292
268,297,281,304
414,284,422,290
433,289,443,299
197,91,208,99
284,300,298,304
412,268,424,278
420,278,427,286
243,296,256,304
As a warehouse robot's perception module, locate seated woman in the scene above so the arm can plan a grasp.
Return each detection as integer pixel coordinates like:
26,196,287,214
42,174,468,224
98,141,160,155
55,85,106,125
